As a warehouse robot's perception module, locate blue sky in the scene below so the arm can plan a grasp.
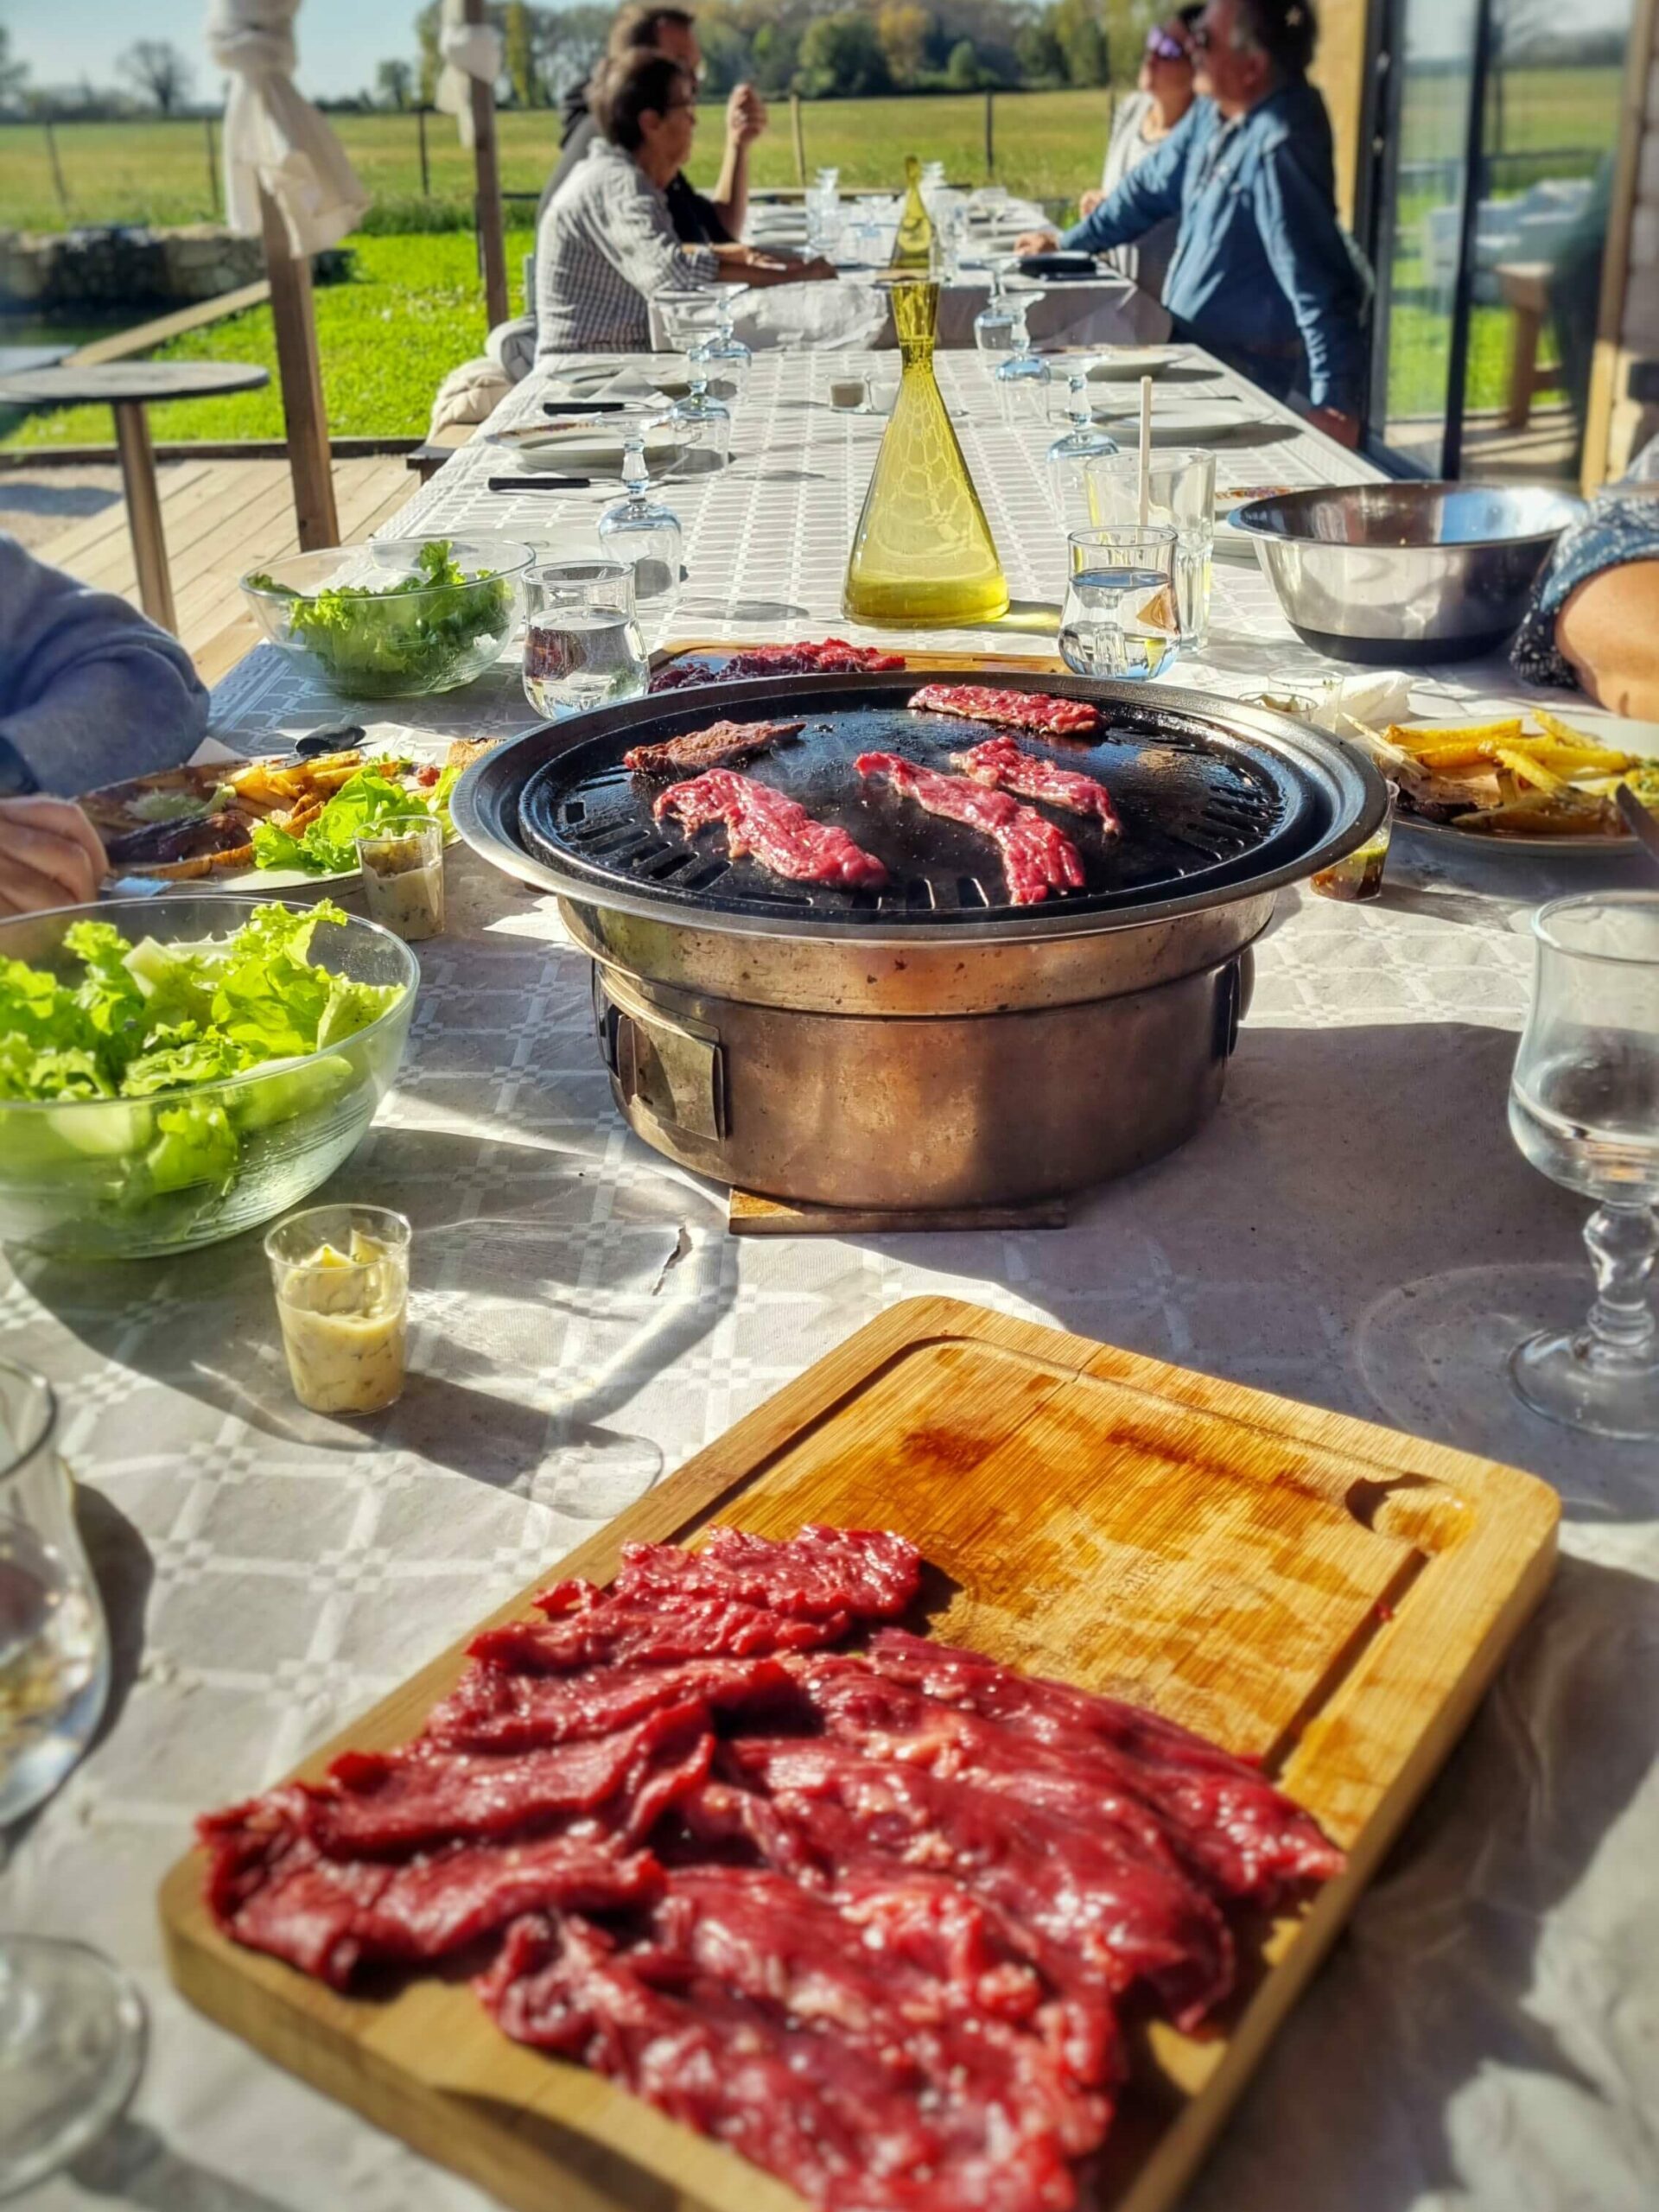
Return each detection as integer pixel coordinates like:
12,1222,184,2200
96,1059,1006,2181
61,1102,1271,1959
3,1,435,99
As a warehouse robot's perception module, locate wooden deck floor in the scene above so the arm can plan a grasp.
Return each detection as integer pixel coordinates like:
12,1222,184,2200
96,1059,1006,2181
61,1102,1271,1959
22,454,414,685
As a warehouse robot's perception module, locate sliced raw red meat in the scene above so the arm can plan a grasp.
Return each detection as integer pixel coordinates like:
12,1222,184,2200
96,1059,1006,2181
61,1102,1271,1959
470,1584,850,1675
952,736,1121,832
424,1654,793,1752
613,1523,920,1620
482,1907,1094,2212
719,1735,1233,2030
908,684,1102,739
855,752,1085,906
865,1629,1344,1903
200,1785,659,1988
650,640,907,690
656,769,889,891
313,1706,710,1857
621,718,805,777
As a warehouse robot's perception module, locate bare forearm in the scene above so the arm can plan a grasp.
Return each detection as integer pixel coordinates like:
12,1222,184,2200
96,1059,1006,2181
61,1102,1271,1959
711,138,751,240
1557,561,1659,719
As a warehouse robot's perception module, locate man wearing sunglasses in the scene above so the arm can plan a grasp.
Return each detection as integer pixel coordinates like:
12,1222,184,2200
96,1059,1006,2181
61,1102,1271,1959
1017,0,1364,448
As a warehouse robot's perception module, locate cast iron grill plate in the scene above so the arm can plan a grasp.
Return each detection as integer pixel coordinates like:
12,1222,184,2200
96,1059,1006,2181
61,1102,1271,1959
511,677,1322,928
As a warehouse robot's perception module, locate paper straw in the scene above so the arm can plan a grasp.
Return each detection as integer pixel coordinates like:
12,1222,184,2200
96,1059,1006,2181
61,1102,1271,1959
1137,375,1152,525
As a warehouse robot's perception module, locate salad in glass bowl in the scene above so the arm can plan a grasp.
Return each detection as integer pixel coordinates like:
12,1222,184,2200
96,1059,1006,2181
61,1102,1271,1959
0,899,416,1260
242,537,533,699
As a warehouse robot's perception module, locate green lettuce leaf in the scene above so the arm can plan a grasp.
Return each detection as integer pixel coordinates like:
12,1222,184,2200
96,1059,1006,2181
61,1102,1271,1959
251,765,452,878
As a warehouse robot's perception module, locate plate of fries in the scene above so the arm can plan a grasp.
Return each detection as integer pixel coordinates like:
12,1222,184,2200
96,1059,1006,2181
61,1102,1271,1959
1347,706,1659,848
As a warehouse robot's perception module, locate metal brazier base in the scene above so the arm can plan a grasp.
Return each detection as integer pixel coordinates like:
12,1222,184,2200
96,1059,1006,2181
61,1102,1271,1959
591,950,1254,1210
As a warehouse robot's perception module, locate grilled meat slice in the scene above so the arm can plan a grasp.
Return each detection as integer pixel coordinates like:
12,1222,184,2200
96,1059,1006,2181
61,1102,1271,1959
909,684,1103,739
655,769,888,890
952,736,1120,832
622,718,806,778
855,752,1084,906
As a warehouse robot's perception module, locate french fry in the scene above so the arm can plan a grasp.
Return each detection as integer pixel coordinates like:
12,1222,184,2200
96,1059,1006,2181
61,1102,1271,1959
1384,718,1523,754
1494,746,1567,793
1415,741,1501,772
1532,739,1636,775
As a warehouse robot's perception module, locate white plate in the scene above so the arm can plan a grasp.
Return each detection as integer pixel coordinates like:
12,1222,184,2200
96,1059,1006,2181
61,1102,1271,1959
1084,346,1185,382
1099,397,1264,442
486,425,685,477
1388,696,1659,854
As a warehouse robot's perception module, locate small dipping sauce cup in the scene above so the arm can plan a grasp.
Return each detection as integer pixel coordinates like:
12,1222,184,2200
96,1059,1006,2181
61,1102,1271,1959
830,376,869,412
265,1204,411,1415
1310,781,1399,903
355,816,445,942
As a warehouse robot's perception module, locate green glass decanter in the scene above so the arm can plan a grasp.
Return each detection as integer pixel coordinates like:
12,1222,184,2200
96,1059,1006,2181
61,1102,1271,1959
889,155,933,272
842,279,1009,628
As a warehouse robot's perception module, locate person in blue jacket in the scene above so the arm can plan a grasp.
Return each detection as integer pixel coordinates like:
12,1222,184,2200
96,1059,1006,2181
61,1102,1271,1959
0,533,208,912
1017,0,1366,448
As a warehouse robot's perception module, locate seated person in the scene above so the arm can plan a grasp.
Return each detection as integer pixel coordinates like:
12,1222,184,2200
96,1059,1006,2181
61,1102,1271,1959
1512,470,1659,719
1080,9,1204,301
1016,0,1365,448
0,796,107,916
537,3,765,253
1,535,207,801
536,55,832,359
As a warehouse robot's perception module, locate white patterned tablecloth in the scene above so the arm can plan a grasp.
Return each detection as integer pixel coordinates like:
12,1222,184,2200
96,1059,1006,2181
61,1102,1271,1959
13,348,1659,2212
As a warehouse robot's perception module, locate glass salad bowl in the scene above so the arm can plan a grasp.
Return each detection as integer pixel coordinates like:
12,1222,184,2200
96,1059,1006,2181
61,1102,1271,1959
0,899,418,1261
240,537,534,699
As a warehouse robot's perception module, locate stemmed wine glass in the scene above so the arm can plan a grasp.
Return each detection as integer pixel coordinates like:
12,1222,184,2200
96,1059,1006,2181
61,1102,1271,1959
994,305,1052,425
1046,372,1119,524
0,1358,145,2193
973,264,1018,372
661,349,731,477
1508,892,1659,1438
700,296,752,404
597,433,683,636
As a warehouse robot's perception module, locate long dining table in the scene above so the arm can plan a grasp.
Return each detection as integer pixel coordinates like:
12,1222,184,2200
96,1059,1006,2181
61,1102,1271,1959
10,341,1659,2212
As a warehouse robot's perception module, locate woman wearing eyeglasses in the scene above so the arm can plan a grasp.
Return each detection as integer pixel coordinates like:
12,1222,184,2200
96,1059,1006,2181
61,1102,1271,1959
1077,9,1204,300
1017,0,1365,448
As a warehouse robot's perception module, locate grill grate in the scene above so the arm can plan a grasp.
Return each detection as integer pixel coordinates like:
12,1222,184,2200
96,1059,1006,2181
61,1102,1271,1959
511,676,1321,930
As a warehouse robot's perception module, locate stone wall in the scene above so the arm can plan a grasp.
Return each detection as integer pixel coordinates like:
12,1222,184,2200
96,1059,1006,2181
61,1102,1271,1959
0,226,351,313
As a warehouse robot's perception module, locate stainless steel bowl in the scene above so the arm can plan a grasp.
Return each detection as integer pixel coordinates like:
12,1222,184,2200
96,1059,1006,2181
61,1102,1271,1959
1234,481,1583,664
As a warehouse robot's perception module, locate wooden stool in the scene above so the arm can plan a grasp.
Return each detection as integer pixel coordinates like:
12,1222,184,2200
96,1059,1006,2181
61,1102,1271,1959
1495,263,1564,432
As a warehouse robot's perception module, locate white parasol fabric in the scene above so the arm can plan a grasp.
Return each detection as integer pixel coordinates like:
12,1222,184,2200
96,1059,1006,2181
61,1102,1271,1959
435,0,505,151
207,0,369,257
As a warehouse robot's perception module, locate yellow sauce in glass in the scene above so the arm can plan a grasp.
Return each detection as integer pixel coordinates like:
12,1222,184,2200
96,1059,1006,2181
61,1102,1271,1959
275,1230,407,1414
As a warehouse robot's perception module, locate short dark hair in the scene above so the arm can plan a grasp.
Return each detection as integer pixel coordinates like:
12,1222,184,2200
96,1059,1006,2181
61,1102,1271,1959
594,51,692,150
1175,4,1205,30
609,4,696,59
1234,0,1319,76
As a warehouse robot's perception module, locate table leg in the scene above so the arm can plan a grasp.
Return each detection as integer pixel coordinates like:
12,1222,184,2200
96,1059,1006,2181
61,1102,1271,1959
1506,306,1541,433
111,401,176,632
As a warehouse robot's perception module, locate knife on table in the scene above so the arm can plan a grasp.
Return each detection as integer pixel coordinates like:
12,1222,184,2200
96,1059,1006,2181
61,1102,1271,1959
487,476,593,492
1616,783,1659,866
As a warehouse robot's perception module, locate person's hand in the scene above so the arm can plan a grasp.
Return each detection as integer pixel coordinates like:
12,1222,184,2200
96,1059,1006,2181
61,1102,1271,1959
0,796,108,915
1077,190,1105,219
726,82,767,147
796,255,838,283
1014,229,1059,257
1306,405,1361,450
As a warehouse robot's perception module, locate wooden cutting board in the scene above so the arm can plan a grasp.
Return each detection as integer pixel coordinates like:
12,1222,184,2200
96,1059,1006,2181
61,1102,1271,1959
160,1297,1559,2212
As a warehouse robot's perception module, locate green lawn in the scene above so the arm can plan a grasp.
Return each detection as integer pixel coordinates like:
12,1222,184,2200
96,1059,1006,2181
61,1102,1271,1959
1,231,536,449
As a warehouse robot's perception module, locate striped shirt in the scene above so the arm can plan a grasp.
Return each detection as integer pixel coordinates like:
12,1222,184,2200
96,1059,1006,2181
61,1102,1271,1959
536,140,718,358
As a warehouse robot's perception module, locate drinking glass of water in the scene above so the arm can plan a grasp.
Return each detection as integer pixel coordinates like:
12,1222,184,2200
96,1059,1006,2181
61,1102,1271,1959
523,560,648,721
1507,892,1659,1438
1082,446,1217,649
1059,524,1181,681
0,1359,144,2196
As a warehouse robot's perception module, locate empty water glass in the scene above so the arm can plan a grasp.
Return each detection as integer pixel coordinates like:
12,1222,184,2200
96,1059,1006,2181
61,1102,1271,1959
804,185,842,255
661,353,731,475
0,1360,110,1827
973,266,1018,371
995,312,1052,426
524,560,648,721
1082,446,1217,649
1060,524,1181,681
1046,372,1120,526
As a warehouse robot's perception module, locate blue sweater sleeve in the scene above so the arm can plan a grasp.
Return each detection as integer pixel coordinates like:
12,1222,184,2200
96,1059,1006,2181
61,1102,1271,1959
1251,142,1365,413
1060,115,1194,255
0,536,209,798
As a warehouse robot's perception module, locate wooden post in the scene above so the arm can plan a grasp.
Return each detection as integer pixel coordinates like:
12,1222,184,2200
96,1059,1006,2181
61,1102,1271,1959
416,105,431,198
258,186,340,550
43,119,71,219
983,87,995,180
111,401,175,632
464,0,510,328
205,116,220,216
791,92,807,187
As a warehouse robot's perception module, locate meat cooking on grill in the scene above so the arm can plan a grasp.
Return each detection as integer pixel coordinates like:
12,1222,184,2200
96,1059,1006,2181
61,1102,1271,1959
909,683,1103,739
650,640,908,691
655,769,889,891
621,717,805,778
953,735,1122,833
855,751,1085,906
198,1523,1345,2212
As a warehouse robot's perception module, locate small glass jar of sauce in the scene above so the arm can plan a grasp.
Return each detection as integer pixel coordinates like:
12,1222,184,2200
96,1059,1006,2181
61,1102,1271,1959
265,1205,412,1415
355,817,445,943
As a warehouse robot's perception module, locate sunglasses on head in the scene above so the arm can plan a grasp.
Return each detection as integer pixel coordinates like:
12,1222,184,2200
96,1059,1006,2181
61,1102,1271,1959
1145,27,1192,59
